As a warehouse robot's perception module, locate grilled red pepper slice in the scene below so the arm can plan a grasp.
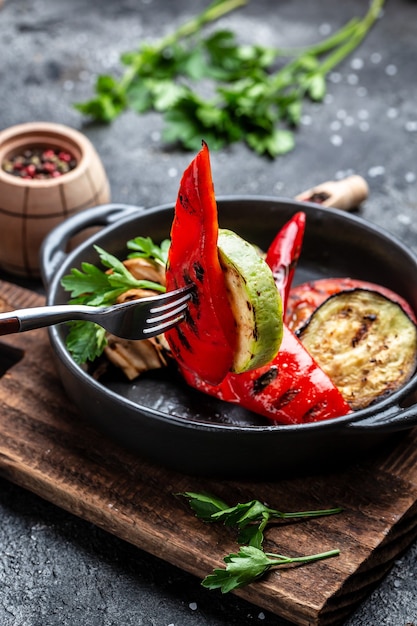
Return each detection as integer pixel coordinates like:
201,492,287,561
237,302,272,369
165,142,236,385
265,211,306,311
182,325,351,424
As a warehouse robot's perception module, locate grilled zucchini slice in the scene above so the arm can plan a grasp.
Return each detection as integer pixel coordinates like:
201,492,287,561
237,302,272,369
297,288,417,410
218,229,283,373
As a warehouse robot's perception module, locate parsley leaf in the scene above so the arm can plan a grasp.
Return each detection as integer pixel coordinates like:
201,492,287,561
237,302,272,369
202,545,340,593
181,492,230,521
127,236,170,266
61,261,114,301
65,321,107,365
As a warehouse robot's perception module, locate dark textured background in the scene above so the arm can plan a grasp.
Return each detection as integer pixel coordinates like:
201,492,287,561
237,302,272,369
0,0,417,624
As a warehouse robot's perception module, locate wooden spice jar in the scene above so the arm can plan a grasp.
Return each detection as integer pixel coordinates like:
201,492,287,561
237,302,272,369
0,121,110,278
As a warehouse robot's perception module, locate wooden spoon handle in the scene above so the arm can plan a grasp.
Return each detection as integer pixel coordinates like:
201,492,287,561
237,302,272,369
295,175,369,211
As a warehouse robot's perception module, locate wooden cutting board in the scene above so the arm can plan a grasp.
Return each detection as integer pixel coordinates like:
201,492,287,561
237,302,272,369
1,278,417,626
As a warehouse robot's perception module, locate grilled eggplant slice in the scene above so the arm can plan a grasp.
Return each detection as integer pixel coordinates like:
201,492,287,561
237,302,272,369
286,277,416,333
297,288,417,410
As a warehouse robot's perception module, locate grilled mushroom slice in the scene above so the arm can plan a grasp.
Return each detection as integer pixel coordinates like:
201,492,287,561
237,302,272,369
104,334,169,380
103,284,169,380
297,288,417,410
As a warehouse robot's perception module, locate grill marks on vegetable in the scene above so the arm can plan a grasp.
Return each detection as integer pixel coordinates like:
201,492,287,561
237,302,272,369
193,262,205,284
251,367,327,422
252,367,278,393
178,192,195,214
173,325,192,354
335,304,378,347
351,311,377,347
184,271,200,336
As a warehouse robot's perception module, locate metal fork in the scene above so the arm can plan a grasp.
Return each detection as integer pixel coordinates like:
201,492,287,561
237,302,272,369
0,285,193,340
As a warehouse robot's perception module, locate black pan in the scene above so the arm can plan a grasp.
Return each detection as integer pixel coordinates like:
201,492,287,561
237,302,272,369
40,198,417,479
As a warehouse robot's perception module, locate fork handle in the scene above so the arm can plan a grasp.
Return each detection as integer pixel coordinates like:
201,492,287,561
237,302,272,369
0,316,20,335
0,305,94,335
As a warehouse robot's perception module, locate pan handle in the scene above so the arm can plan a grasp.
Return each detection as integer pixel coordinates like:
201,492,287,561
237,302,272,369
344,377,417,433
40,203,143,287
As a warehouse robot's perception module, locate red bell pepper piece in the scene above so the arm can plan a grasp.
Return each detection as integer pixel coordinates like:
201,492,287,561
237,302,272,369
265,211,306,311
182,325,351,424
164,142,236,385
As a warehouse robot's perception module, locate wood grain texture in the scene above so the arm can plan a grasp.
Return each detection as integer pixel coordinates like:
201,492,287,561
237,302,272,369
1,279,417,626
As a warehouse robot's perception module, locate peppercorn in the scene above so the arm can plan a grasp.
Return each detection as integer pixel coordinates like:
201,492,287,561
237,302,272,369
1,146,77,179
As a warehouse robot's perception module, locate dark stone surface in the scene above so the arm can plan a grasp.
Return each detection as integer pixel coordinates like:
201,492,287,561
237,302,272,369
0,0,417,624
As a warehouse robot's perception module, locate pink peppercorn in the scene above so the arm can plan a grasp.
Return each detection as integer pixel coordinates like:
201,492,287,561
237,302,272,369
58,151,72,162
43,162,56,173
25,164,36,176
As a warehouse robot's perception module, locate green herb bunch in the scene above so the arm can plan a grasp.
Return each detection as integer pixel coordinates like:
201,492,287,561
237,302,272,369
181,492,341,592
75,0,385,157
61,237,169,364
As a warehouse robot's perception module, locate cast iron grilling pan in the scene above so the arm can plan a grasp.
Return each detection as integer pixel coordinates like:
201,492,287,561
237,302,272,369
40,198,417,479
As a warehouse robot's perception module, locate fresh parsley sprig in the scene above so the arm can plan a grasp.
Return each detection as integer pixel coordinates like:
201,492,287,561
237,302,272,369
75,0,385,157
202,545,340,593
181,492,341,592
181,491,341,549
61,239,168,364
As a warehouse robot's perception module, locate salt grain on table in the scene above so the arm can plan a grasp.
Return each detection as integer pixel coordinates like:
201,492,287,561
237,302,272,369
385,64,398,76
368,165,386,177
347,73,359,85
330,134,343,146
329,71,342,83
351,57,364,70
387,107,399,118
398,214,412,226
405,121,417,132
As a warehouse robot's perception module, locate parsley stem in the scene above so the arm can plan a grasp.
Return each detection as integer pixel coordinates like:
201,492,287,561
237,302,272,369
272,0,384,86
275,507,343,519
120,0,248,92
274,0,383,63
158,0,249,47
265,548,340,565
273,18,360,59
317,0,384,76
